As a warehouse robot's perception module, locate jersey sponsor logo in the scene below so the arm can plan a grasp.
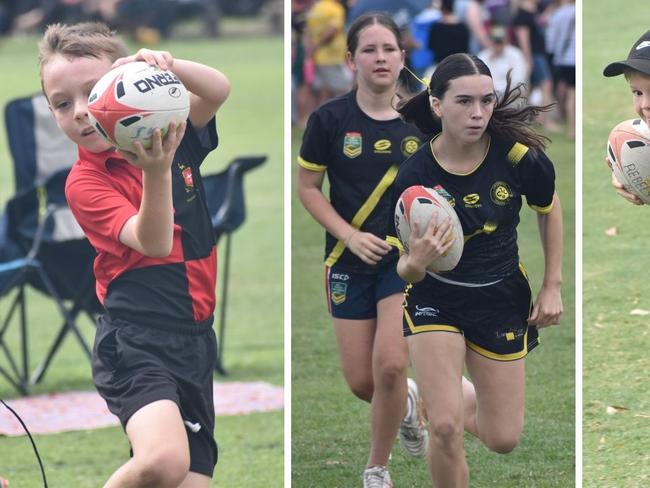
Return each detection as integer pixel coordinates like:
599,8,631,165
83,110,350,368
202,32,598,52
373,139,392,154
414,305,439,317
401,136,421,156
343,132,362,158
462,193,481,208
490,181,513,206
177,163,197,202
433,184,455,207
330,281,347,305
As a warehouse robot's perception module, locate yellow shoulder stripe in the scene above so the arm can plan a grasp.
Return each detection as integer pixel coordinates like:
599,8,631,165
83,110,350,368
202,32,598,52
298,156,327,172
507,142,529,165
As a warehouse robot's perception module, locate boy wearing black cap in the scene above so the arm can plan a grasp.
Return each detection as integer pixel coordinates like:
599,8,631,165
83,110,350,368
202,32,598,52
604,30,650,205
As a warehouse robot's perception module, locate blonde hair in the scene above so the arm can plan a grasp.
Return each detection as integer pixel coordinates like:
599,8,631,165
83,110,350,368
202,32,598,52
39,22,128,94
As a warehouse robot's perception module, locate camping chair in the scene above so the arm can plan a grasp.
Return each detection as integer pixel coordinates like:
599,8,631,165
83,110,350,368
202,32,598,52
202,156,266,375
0,169,87,395
2,94,99,389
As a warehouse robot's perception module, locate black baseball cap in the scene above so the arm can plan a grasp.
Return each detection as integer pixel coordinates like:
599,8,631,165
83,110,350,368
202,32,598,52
604,30,650,77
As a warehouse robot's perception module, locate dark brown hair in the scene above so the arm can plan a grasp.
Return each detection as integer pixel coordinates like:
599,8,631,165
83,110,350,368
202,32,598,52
397,53,551,151
346,12,404,55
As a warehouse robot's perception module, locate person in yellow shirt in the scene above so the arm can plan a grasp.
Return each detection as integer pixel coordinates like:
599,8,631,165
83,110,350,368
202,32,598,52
305,0,352,105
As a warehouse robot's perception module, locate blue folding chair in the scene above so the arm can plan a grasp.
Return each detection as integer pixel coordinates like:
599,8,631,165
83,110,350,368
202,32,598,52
0,169,86,395
202,155,266,375
0,94,99,393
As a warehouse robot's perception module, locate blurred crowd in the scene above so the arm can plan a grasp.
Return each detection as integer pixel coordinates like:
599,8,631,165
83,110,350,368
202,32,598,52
0,0,281,43
292,0,575,139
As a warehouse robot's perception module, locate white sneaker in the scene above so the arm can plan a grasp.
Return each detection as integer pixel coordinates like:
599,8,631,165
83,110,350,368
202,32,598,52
398,377,428,458
363,466,393,488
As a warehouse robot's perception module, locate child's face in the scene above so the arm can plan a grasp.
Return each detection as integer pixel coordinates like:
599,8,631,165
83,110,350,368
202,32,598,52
42,54,114,153
347,24,404,92
628,71,650,126
431,74,496,144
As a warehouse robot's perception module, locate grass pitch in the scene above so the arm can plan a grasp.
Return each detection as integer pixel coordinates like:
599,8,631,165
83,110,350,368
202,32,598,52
583,1,650,486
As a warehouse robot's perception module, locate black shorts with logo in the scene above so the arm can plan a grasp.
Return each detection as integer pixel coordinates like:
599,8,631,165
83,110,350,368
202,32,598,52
403,266,538,361
92,313,218,476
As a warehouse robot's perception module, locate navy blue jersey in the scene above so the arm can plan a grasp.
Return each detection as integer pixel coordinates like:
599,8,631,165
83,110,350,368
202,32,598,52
299,90,426,273
393,135,555,286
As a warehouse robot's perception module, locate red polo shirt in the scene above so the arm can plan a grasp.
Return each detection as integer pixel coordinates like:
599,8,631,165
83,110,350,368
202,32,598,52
65,120,218,326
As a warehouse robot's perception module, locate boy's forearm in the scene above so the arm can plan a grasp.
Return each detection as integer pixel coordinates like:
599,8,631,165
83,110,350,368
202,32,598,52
172,59,230,108
133,170,174,257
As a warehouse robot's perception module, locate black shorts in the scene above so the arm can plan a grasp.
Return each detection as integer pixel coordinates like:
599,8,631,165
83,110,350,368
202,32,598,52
554,65,575,87
403,266,538,361
92,313,218,476
325,262,406,320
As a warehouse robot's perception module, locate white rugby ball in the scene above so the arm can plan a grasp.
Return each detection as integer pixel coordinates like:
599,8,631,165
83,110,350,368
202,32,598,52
394,185,464,272
607,118,650,203
88,61,190,151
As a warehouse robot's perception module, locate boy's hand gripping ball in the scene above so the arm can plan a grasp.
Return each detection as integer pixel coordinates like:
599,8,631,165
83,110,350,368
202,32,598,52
88,61,190,152
607,118,650,204
395,185,464,272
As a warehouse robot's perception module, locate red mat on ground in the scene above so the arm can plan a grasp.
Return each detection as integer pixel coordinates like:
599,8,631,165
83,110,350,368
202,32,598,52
0,381,283,436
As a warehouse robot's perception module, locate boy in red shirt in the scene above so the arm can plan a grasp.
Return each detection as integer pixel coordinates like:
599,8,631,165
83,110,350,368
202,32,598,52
39,22,230,487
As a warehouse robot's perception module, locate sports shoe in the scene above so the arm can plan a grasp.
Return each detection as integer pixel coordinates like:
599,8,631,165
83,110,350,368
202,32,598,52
398,377,428,458
363,466,393,488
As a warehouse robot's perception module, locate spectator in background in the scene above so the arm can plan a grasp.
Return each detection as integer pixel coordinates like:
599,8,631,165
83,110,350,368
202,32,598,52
513,0,558,131
478,25,528,98
454,0,491,54
428,0,469,66
484,0,510,25
408,1,442,78
292,0,315,127
546,0,575,139
304,0,351,106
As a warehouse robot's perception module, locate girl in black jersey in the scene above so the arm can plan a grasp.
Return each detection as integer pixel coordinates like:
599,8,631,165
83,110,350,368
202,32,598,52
297,13,428,488
395,53,564,487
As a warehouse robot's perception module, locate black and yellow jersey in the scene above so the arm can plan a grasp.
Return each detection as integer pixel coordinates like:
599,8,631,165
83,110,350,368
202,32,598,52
393,134,555,285
299,90,426,272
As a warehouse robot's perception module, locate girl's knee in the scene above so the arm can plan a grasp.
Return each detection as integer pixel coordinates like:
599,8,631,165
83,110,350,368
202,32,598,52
483,432,520,454
429,416,464,448
347,376,374,401
373,360,407,389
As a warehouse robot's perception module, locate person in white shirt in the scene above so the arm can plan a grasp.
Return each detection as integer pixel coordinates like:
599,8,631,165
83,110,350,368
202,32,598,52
478,25,528,99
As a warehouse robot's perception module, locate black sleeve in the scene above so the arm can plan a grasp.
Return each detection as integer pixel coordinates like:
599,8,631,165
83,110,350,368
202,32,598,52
185,116,218,167
298,109,331,172
521,149,556,213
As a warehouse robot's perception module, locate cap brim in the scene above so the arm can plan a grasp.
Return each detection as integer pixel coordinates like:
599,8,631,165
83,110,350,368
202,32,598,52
604,59,650,77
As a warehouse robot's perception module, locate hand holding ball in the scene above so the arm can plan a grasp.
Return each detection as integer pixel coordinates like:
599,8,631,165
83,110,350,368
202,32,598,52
88,61,190,152
607,118,650,204
394,185,464,272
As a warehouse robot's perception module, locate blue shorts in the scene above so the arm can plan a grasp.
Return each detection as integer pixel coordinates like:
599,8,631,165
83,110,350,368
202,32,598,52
531,53,552,86
325,263,406,320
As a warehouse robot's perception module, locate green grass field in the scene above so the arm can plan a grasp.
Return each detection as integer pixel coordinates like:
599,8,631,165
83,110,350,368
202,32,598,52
583,1,650,486
0,22,283,487
291,109,576,485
